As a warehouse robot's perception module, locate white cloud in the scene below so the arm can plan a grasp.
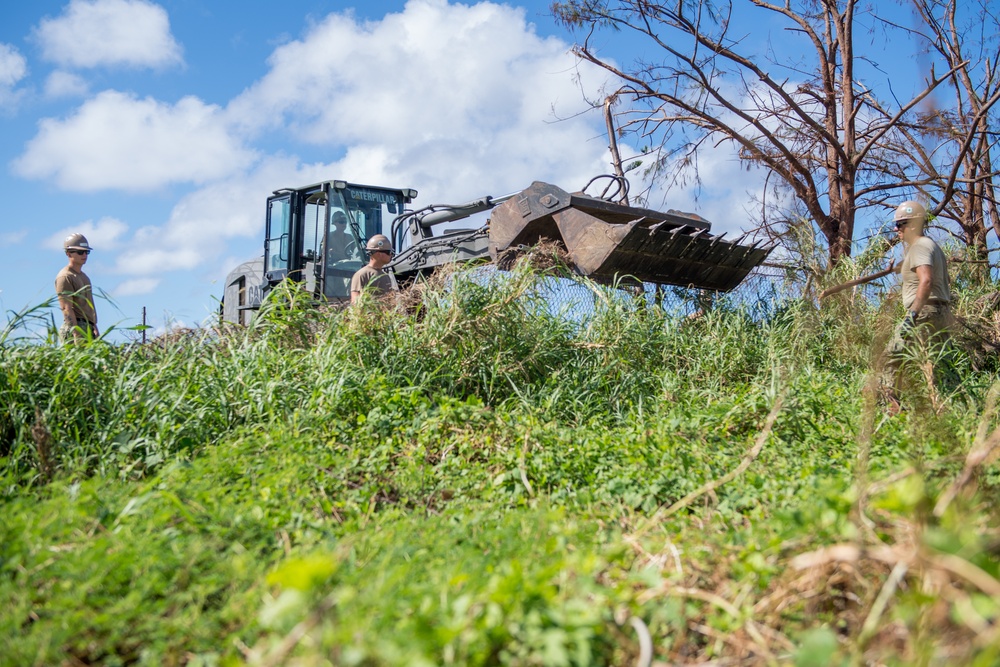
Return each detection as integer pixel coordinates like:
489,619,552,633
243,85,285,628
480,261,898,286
0,43,27,86
0,230,28,247
29,1,618,290
227,0,613,200
44,71,90,98
13,91,257,191
34,0,183,69
113,277,160,296
44,217,130,251
0,43,28,110
112,156,330,275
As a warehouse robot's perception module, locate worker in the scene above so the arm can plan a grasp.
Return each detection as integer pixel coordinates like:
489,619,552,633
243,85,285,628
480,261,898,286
326,211,351,264
350,234,395,304
55,232,99,342
881,200,953,409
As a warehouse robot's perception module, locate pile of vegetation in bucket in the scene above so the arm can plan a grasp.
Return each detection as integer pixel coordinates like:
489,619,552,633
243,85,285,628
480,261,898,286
2,259,1000,666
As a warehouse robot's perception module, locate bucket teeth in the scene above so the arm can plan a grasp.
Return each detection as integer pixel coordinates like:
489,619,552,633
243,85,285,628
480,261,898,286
488,181,771,292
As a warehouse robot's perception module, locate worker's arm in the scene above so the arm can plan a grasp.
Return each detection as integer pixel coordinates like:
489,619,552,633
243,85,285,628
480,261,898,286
909,264,933,316
57,294,76,325
55,274,77,325
349,267,368,305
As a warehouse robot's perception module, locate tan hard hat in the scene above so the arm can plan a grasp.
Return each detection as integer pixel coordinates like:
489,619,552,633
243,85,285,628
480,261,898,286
63,232,93,251
365,234,393,253
893,201,927,223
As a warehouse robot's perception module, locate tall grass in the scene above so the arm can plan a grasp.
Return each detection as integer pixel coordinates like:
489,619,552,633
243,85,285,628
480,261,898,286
1,261,816,485
2,259,999,665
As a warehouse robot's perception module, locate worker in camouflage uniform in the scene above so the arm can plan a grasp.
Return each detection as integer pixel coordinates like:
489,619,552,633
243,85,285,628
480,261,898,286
350,234,396,304
881,201,953,409
55,232,99,342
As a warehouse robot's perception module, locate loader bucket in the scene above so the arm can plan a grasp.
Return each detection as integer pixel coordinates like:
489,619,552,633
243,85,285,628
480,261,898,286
488,181,770,292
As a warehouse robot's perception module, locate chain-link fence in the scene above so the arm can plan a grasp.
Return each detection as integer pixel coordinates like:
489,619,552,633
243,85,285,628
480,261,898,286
537,261,915,324
463,264,803,324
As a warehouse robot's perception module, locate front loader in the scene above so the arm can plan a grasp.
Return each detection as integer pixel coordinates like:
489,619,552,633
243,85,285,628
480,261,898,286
221,177,771,324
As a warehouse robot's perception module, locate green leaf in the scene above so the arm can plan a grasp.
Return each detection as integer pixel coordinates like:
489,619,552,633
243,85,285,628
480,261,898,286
793,627,843,667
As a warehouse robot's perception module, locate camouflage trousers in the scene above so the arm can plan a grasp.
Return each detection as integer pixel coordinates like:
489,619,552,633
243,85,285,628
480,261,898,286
60,318,97,343
879,303,955,401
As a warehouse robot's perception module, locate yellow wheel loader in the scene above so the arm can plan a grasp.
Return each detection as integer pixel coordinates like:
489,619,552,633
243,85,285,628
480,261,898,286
221,176,770,324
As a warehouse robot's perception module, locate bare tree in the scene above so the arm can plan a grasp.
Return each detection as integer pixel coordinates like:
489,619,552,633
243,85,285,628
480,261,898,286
552,0,998,266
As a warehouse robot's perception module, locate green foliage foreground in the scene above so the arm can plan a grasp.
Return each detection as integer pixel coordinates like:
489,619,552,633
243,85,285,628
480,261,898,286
2,265,1000,666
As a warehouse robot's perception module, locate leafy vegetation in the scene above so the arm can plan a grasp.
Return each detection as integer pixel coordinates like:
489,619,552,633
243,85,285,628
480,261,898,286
2,261,1000,665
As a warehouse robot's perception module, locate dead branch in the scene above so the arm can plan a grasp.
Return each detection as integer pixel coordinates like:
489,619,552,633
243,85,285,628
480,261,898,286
658,392,785,519
819,262,896,299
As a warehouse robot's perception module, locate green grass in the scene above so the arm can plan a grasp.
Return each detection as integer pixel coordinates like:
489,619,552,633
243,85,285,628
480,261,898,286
2,263,1000,665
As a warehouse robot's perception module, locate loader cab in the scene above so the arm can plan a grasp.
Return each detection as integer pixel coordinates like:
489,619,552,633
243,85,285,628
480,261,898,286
263,180,416,301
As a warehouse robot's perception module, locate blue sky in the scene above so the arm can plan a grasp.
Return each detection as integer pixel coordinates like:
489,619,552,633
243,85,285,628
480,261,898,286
0,0,939,340
0,1,595,337
3,0,649,339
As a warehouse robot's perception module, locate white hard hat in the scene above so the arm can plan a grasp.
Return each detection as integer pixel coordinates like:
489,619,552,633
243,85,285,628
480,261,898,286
893,201,927,224
63,233,93,251
365,234,393,253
